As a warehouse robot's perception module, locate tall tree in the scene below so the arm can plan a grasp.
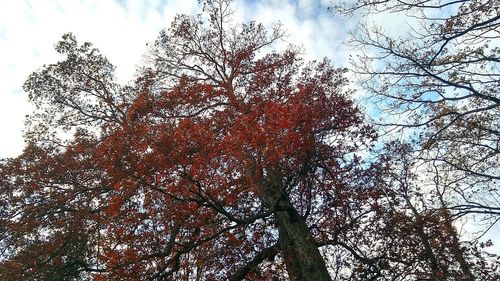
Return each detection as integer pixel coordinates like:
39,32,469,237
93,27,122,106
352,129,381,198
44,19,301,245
332,0,500,235
1,1,380,280
4,0,497,279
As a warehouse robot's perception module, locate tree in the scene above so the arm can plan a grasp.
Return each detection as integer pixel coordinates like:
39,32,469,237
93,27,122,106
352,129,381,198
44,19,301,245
301,141,499,280
368,143,498,280
332,0,500,237
1,1,381,280
3,0,497,279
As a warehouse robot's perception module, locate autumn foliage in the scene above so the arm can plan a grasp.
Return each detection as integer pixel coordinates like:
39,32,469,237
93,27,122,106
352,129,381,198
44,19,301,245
0,0,498,280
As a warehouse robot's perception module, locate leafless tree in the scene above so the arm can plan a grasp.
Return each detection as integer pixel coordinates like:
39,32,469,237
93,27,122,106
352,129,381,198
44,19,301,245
332,0,500,227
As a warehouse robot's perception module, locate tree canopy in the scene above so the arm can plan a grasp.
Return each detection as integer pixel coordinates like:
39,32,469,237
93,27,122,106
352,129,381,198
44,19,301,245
0,0,499,280
333,0,500,221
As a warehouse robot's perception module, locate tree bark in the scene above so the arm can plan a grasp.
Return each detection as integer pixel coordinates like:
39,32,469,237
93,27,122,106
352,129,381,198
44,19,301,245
441,209,475,281
273,194,332,281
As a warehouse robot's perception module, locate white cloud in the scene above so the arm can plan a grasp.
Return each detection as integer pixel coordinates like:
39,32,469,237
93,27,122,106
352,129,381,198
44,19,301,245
0,0,197,158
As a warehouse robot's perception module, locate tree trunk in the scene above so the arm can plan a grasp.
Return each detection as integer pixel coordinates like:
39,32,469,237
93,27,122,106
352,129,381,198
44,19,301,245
273,194,332,281
440,209,475,280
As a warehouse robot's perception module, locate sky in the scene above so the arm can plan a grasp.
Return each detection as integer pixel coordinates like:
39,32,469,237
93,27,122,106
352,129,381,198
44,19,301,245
0,0,354,158
0,0,417,158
